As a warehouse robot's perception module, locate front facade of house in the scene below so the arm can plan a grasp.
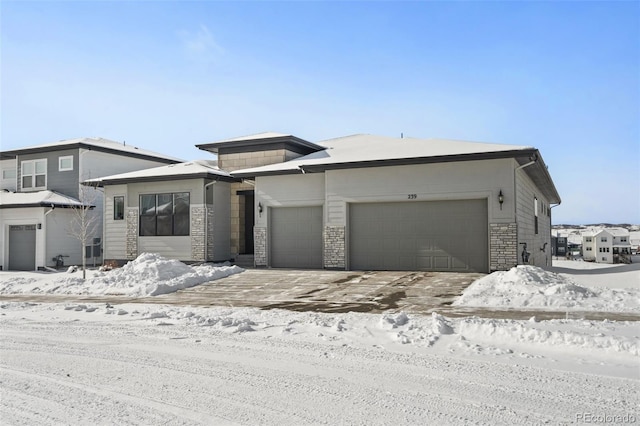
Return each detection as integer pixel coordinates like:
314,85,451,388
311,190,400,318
233,134,561,273
0,138,181,270
90,161,236,264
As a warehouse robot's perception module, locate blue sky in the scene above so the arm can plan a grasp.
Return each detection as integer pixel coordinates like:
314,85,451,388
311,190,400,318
1,1,638,224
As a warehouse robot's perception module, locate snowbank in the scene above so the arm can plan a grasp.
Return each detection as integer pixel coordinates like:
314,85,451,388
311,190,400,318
0,253,244,297
454,265,640,312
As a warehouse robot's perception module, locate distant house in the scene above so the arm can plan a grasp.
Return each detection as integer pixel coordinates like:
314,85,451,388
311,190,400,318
231,133,561,272
85,161,237,264
0,137,181,270
552,234,568,257
582,228,632,264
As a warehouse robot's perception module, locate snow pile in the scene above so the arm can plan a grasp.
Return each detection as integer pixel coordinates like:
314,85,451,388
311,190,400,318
454,265,640,312
0,253,243,297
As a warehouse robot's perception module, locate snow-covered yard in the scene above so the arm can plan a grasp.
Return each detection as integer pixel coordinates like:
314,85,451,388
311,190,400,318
1,255,638,425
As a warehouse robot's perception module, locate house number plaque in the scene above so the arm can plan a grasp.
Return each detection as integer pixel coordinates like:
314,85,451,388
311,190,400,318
407,194,417,199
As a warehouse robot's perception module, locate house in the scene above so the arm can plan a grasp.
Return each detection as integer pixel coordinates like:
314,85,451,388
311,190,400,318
230,133,561,272
582,228,632,264
552,234,568,258
85,160,237,264
0,137,181,270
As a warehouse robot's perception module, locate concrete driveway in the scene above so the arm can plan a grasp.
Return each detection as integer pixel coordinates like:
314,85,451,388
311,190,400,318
2,269,638,321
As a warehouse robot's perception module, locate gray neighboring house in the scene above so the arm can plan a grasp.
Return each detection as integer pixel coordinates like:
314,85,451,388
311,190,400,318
86,160,237,264
231,133,561,273
0,137,181,270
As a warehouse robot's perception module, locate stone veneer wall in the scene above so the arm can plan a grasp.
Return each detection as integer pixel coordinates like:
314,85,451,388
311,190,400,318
323,226,346,269
206,206,215,261
191,206,206,261
254,227,267,266
125,208,138,260
490,223,518,271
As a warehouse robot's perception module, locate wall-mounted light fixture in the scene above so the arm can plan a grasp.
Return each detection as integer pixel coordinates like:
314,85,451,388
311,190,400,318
258,202,263,217
498,190,504,210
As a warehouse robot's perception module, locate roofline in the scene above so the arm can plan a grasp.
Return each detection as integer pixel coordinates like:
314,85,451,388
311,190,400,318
232,147,561,204
84,173,239,187
196,135,325,154
1,142,181,164
0,203,94,209
232,149,536,177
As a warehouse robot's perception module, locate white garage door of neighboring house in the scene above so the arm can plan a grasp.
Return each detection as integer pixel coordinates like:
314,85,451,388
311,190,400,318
270,206,323,268
9,225,37,271
349,199,488,272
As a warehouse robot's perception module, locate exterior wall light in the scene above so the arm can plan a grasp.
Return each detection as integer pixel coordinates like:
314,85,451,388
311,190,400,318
498,190,504,210
258,202,263,216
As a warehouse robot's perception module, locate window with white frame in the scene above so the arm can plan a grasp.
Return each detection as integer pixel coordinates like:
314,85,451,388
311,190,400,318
586,247,592,251
621,237,628,242
601,237,608,242
534,196,539,234
59,155,73,171
585,237,592,242
21,159,47,190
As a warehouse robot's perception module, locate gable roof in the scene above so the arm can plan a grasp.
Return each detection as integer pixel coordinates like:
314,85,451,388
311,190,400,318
232,134,561,203
0,137,183,164
84,160,237,186
0,190,89,209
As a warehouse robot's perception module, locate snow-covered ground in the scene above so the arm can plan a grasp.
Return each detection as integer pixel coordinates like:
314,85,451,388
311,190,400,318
1,255,638,424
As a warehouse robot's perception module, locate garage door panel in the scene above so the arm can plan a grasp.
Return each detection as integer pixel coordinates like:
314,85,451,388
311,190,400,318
350,200,488,272
9,225,36,271
270,206,323,269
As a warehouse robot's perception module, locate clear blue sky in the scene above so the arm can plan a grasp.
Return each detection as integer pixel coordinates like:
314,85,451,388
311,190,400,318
2,1,638,224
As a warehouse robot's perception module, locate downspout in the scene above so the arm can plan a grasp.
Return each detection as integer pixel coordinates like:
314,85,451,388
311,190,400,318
513,155,537,265
203,180,218,262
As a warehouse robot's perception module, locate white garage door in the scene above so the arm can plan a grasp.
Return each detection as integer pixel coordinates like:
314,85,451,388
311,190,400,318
270,206,323,268
9,225,37,271
349,200,488,272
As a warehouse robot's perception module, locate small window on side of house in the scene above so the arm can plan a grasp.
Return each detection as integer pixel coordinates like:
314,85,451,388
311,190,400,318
2,169,16,179
59,155,73,171
534,197,539,234
114,196,124,220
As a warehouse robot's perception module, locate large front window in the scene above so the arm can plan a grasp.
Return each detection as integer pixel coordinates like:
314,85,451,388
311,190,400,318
139,192,190,236
21,159,47,190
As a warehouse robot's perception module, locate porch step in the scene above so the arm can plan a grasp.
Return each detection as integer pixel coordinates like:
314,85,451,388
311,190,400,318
234,254,255,269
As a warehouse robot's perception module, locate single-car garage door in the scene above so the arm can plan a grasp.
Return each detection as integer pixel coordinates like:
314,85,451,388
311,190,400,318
349,199,488,272
270,206,323,268
9,225,37,271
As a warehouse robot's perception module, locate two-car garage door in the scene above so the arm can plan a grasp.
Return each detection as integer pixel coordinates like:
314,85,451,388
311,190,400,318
349,200,488,272
268,200,488,272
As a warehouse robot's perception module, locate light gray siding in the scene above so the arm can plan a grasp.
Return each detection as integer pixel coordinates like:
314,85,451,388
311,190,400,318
515,166,552,267
46,208,85,267
103,185,128,260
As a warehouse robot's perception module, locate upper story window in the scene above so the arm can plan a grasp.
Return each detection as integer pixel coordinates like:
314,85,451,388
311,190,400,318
585,237,592,242
59,155,73,171
601,237,608,242
621,237,628,242
21,159,47,190
139,192,190,236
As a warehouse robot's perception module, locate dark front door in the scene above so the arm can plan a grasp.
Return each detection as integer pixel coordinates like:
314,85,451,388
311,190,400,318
243,193,255,254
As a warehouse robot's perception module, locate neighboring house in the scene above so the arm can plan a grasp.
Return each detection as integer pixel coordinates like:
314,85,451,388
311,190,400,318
582,228,632,264
552,234,568,258
0,137,181,270
231,133,561,272
86,160,237,264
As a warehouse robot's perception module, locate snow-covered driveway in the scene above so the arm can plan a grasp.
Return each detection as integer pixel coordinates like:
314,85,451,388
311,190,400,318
1,303,637,425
